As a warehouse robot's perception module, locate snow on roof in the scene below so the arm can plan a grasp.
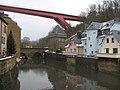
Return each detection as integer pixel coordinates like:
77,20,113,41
76,44,83,47
0,56,14,61
100,20,114,30
81,37,87,40
65,44,69,48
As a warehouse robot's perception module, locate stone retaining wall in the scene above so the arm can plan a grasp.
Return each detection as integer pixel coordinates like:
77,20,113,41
0,56,16,75
44,52,120,75
98,58,120,74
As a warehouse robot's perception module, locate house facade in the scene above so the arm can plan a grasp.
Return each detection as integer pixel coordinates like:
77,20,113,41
0,16,8,57
65,35,83,55
47,25,67,51
0,12,21,58
81,20,120,56
83,22,101,56
4,17,21,58
97,30,120,58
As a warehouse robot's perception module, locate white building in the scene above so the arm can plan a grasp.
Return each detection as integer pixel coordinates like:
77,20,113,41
97,30,120,58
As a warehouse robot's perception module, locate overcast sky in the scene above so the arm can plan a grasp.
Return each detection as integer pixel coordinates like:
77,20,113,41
0,0,103,40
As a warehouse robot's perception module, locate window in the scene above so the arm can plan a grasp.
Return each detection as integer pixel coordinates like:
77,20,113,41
91,51,93,54
2,37,5,44
113,48,118,53
85,49,87,52
112,38,114,43
85,41,86,45
106,48,109,53
70,49,72,52
74,49,76,52
4,25,6,33
89,37,90,40
106,38,109,43
90,44,92,47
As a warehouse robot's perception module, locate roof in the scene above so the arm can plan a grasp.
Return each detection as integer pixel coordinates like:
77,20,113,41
86,22,101,30
100,20,114,30
65,35,82,48
48,25,67,36
73,36,82,44
112,30,120,43
0,16,8,25
101,30,120,44
65,33,77,41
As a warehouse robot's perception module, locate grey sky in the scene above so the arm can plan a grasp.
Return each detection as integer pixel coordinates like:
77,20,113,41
0,0,102,40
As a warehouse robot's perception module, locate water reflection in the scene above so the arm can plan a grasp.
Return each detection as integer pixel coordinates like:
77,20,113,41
45,61,109,90
19,68,53,90
0,60,120,90
18,60,120,90
0,66,19,90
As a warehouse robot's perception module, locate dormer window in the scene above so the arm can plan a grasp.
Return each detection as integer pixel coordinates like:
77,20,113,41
106,23,109,26
91,24,93,26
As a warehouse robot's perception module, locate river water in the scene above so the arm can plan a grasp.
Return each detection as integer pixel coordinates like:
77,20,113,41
0,60,120,90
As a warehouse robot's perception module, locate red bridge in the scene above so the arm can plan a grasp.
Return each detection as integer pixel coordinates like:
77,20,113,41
0,5,86,30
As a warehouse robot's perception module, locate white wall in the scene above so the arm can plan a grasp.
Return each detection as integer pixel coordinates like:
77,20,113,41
101,35,120,53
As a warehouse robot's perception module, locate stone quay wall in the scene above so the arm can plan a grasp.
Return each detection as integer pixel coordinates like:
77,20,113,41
44,52,67,62
98,58,120,75
44,52,120,75
75,57,98,71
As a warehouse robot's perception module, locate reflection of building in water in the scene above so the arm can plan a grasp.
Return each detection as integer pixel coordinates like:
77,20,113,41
45,61,108,90
0,66,19,90
65,72,83,90
47,67,66,90
82,78,96,90
64,72,108,90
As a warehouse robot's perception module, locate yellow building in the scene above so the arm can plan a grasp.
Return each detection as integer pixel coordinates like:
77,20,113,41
0,16,8,57
4,16,21,58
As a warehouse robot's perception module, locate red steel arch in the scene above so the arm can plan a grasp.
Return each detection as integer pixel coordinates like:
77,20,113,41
0,5,86,30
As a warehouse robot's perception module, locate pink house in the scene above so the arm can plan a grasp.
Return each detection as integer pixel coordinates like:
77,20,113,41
65,35,83,55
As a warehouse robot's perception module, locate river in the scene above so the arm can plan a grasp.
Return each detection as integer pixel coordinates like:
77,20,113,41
0,59,120,90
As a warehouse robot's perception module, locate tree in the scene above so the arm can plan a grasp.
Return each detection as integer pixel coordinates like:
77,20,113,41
7,31,16,56
21,37,31,48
